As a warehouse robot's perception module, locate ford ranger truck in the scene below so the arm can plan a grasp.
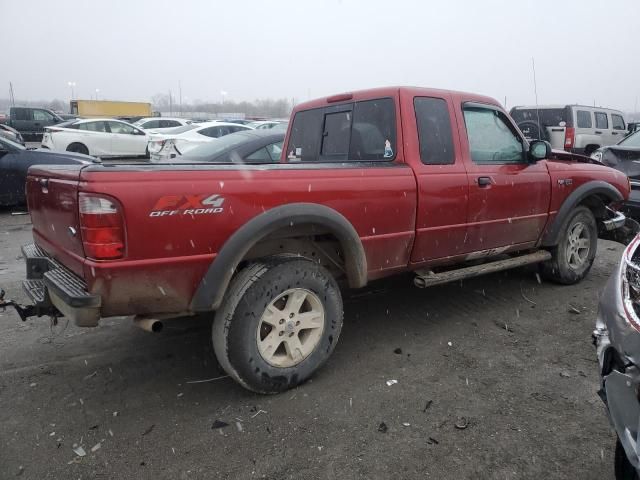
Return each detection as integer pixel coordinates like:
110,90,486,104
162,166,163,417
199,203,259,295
2,86,635,394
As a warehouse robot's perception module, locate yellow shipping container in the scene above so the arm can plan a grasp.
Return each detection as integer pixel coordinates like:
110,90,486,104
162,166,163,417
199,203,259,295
70,100,153,118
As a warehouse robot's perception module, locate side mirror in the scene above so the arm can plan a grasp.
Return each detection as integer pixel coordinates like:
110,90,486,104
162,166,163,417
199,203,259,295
529,140,551,161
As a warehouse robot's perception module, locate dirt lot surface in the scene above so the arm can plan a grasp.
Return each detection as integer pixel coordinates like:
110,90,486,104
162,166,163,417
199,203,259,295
0,209,622,479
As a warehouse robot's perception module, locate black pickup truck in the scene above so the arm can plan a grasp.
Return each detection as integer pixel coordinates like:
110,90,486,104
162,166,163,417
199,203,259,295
0,107,64,142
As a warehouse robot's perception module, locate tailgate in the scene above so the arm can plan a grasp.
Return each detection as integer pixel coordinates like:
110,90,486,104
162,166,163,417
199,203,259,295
26,164,87,277
545,126,566,149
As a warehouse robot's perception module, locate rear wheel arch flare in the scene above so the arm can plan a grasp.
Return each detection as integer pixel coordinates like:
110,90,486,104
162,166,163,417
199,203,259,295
190,203,367,312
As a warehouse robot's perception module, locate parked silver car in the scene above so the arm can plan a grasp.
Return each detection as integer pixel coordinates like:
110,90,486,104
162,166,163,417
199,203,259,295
594,226,640,479
0,123,24,145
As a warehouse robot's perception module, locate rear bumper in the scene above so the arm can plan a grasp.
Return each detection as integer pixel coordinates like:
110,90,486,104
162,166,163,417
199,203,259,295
22,243,101,326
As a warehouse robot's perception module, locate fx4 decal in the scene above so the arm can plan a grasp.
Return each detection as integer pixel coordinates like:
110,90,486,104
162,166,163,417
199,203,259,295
150,194,225,217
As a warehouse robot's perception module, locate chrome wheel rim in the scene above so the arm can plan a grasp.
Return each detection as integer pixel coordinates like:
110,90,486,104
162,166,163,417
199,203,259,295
566,221,590,269
256,288,325,368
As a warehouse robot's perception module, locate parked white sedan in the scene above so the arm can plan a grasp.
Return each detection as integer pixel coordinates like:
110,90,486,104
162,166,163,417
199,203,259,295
148,121,253,161
41,119,150,158
133,117,192,132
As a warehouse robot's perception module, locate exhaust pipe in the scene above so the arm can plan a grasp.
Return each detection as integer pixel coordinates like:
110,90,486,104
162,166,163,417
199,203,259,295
134,317,163,333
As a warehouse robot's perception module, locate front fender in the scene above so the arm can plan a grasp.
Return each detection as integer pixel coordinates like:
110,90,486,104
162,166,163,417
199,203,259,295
541,180,624,246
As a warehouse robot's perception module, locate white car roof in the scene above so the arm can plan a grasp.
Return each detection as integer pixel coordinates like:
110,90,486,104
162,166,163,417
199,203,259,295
75,118,132,123
195,121,252,129
513,105,624,114
138,117,187,123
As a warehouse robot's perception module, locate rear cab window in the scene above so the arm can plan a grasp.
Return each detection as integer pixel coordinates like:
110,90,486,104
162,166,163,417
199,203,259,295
286,97,396,162
12,108,32,121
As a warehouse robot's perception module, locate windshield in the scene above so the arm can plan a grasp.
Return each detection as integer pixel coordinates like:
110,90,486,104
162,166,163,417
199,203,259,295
510,108,568,127
180,131,255,161
619,130,640,148
0,135,26,150
163,124,197,135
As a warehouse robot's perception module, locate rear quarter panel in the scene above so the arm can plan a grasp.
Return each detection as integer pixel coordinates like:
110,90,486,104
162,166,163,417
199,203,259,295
81,164,417,316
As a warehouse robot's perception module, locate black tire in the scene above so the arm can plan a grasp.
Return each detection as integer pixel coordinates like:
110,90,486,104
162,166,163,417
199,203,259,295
212,256,343,394
615,438,639,480
66,142,89,155
584,145,600,156
541,206,597,284
517,120,549,142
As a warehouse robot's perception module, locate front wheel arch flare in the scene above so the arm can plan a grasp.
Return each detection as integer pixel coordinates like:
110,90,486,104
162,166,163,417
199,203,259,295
190,203,367,312
541,181,623,247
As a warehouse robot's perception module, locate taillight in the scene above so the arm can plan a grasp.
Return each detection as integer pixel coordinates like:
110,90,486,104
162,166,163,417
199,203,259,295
79,194,125,260
564,127,575,151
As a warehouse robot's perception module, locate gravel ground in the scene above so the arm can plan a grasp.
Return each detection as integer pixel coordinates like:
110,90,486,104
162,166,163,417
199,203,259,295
0,209,622,479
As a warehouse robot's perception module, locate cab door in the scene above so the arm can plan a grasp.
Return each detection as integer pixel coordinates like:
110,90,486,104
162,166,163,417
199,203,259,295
404,92,470,263
457,100,551,253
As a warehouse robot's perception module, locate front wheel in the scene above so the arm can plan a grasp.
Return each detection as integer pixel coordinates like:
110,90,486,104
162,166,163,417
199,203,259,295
212,257,343,394
541,206,597,284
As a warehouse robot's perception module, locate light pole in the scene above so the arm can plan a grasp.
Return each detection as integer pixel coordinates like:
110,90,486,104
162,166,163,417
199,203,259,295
220,90,228,106
67,81,76,100
95,88,100,100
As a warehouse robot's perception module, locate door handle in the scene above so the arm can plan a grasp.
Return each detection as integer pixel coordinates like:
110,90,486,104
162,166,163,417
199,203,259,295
595,131,603,134
612,132,619,135
477,176,492,187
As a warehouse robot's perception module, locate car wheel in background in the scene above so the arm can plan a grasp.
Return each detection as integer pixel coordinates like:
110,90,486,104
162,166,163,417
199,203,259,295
541,206,597,284
212,256,343,394
66,143,89,155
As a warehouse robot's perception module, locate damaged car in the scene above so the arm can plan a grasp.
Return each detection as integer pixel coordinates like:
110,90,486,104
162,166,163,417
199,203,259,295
594,231,640,479
592,130,640,220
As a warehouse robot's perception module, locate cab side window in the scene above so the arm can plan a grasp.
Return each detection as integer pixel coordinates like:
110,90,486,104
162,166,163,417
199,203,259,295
576,110,592,128
595,112,609,129
612,114,625,131
414,97,455,165
286,98,396,162
463,106,524,164
33,110,55,121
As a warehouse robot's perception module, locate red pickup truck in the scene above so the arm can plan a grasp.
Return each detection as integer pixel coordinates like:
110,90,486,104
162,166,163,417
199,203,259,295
3,87,635,393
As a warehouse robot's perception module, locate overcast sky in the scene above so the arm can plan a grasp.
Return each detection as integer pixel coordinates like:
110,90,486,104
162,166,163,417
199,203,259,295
2,0,639,110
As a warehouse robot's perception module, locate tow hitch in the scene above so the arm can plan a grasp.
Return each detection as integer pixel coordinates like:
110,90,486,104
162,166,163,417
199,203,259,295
0,288,58,323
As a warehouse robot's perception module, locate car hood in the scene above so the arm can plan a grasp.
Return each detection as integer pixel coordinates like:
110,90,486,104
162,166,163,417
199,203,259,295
548,149,602,164
606,145,640,158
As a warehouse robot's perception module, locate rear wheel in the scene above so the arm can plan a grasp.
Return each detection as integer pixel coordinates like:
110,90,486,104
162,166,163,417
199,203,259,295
66,143,89,155
615,438,639,480
541,206,597,284
212,257,343,394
